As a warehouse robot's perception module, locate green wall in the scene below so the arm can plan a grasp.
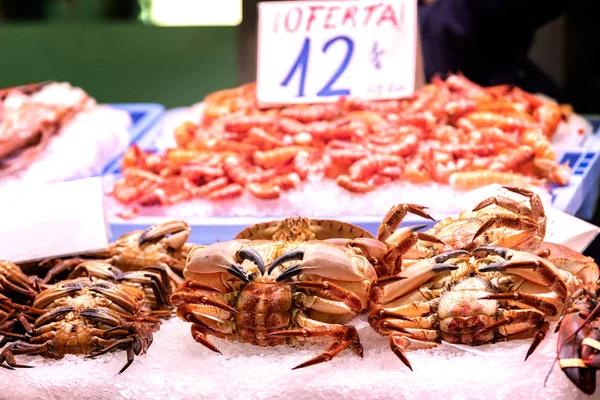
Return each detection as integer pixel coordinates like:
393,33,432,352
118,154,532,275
0,24,238,108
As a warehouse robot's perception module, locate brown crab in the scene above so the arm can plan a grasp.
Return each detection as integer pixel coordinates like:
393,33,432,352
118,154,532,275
172,238,377,369
397,186,547,266
0,278,159,373
369,246,582,370
42,221,193,286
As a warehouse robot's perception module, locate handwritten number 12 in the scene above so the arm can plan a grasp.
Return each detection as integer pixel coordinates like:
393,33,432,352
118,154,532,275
280,35,354,98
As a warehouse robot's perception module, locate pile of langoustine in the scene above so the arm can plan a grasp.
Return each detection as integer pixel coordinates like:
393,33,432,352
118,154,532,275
113,74,577,208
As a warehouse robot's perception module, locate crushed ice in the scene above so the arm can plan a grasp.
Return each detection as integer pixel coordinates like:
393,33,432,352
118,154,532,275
0,317,588,400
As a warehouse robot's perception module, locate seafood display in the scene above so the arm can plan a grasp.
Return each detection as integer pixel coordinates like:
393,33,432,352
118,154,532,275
1,189,599,398
112,75,582,211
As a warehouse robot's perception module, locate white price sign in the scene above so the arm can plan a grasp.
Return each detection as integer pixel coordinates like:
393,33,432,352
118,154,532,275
257,0,418,106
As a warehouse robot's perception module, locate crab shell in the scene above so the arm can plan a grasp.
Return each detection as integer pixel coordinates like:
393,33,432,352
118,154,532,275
184,239,377,317
536,242,599,288
234,217,373,241
33,278,146,316
235,217,393,277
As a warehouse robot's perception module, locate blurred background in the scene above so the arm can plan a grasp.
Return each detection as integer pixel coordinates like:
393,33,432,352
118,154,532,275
0,0,598,114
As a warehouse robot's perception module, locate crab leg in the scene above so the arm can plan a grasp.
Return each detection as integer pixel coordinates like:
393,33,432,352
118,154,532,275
0,274,37,299
170,291,237,314
484,309,544,333
0,342,46,370
267,313,363,370
88,335,149,374
176,304,235,335
290,280,363,313
475,309,547,359
390,334,440,371
473,215,539,247
479,292,559,315
376,297,440,318
377,204,436,242
138,220,190,247
176,279,222,293
473,186,545,223
380,230,445,276
190,324,222,354
473,195,534,218
143,265,173,293
41,258,88,284
373,314,435,331
295,294,354,314
118,271,172,309
503,186,546,224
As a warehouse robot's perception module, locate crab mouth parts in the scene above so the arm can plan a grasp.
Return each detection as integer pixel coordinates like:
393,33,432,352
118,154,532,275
230,248,306,283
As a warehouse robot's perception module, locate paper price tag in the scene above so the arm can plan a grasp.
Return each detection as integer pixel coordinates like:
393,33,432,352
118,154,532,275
257,0,418,106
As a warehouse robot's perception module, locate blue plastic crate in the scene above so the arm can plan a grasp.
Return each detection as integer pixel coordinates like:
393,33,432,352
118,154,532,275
552,148,600,215
101,103,165,174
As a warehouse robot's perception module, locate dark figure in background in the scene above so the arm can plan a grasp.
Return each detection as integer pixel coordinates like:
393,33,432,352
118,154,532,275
419,0,568,101
0,0,138,21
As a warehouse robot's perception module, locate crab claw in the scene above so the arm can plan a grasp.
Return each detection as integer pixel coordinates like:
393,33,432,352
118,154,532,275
139,221,191,249
473,246,509,258
476,248,570,299
432,264,459,273
268,250,304,275
380,252,464,304
477,261,508,273
276,264,302,282
434,250,469,263
323,238,388,261
271,242,376,283
582,326,600,368
184,241,267,282
237,248,265,275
